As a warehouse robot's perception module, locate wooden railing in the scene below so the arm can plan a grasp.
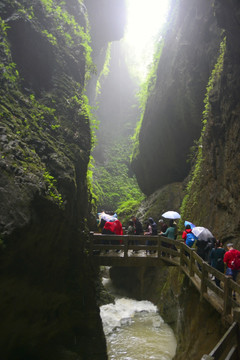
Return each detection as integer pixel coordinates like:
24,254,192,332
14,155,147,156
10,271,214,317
89,233,240,323
89,232,181,259
89,233,240,358
181,244,240,320
201,321,239,360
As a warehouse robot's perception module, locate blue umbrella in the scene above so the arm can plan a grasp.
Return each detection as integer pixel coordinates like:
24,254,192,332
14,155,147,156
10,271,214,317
184,220,195,229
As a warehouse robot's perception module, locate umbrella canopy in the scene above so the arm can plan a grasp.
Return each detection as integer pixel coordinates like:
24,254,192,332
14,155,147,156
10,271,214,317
192,226,214,241
162,211,181,220
98,212,117,222
184,220,195,229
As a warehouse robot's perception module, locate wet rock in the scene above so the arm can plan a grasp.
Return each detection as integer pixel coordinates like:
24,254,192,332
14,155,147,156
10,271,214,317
131,0,222,195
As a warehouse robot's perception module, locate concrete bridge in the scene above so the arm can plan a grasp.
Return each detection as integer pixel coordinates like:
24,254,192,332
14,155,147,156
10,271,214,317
89,233,240,359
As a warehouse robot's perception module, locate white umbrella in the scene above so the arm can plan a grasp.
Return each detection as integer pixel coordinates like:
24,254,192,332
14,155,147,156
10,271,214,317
98,212,117,222
192,226,214,241
162,211,181,220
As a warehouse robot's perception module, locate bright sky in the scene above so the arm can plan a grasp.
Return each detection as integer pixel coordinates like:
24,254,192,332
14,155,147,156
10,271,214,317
122,0,170,81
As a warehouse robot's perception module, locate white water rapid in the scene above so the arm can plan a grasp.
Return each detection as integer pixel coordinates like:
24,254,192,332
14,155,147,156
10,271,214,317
100,274,177,360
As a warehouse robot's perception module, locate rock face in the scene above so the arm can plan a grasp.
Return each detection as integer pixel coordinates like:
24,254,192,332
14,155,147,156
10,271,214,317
180,0,240,244
135,182,184,228
130,0,240,244
85,0,126,53
115,0,240,355
0,1,125,358
131,0,222,195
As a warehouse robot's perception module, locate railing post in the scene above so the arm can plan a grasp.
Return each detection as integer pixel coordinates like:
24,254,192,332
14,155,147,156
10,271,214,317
233,307,240,323
189,248,194,277
180,242,184,266
158,236,162,258
89,231,94,256
200,262,208,300
223,277,232,316
124,236,128,258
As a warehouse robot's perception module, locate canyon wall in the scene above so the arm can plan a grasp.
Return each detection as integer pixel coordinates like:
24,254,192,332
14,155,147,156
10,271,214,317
180,0,240,245
131,0,222,195
131,0,240,245
0,0,125,358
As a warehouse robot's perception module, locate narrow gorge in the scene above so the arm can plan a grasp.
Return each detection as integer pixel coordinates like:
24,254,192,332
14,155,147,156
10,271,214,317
0,0,240,359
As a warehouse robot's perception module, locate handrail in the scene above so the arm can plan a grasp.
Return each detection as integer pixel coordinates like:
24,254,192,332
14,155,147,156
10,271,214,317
89,232,181,257
201,322,239,359
89,232,240,324
89,232,240,358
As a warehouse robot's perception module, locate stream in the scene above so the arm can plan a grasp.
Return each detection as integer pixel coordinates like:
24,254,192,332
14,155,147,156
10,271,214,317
100,270,177,360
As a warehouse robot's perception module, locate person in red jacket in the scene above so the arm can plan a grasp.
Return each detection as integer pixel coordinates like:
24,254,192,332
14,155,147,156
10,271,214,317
223,243,239,281
224,243,240,300
102,220,123,253
182,224,192,244
102,219,123,235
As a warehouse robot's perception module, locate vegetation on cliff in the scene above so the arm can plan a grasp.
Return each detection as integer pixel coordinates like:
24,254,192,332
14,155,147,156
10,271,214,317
92,137,144,219
131,38,165,163
0,1,109,358
89,40,144,219
0,0,94,221
130,0,222,195
179,36,226,230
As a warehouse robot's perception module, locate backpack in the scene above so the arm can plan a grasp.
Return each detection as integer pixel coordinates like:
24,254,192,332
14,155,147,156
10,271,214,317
217,257,224,268
151,223,158,235
186,231,196,247
135,220,143,235
231,250,240,270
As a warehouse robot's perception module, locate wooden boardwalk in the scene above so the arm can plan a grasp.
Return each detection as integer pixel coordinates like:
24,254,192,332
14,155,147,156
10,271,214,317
89,233,240,324
89,233,240,359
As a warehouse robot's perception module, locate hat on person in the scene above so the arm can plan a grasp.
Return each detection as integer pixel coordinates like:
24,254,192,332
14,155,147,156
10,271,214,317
227,243,233,247
159,219,164,223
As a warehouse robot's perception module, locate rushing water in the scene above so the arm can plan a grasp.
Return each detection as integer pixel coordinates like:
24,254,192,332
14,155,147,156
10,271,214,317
100,274,177,360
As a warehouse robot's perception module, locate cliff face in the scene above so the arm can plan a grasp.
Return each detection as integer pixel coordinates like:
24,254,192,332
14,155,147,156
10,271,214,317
135,182,184,226
85,0,126,54
130,0,240,244
180,0,240,244
131,0,222,195
0,1,125,358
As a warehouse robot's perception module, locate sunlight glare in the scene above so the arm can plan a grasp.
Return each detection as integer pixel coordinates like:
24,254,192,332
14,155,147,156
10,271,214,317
123,0,170,80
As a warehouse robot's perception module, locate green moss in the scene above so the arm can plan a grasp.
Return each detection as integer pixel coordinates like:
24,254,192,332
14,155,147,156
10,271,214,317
95,42,112,99
0,18,19,87
43,171,63,206
39,0,94,78
92,139,144,218
131,39,165,162
41,29,57,45
179,36,226,228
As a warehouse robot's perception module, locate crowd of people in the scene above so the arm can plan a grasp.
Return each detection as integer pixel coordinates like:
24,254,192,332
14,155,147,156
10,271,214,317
181,223,240,292
96,212,240,292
